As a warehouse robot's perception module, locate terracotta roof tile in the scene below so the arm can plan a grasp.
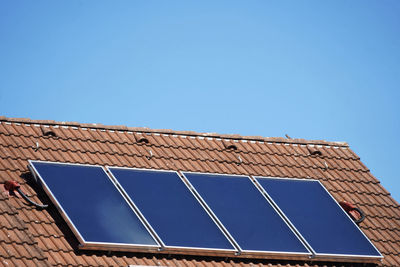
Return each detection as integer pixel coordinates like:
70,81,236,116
0,117,399,266
0,256,32,267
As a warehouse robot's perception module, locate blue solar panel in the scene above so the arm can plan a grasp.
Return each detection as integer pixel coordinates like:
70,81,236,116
256,177,382,257
183,172,310,255
108,167,236,251
29,161,158,247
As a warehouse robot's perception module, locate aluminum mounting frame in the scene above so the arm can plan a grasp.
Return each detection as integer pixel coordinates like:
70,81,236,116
27,160,383,263
28,160,160,253
106,166,238,256
254,176,383,262
181,171,313,259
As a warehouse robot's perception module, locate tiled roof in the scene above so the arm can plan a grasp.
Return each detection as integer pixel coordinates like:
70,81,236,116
0,116,399,267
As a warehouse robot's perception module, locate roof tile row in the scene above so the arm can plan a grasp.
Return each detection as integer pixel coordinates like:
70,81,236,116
0,122,356,159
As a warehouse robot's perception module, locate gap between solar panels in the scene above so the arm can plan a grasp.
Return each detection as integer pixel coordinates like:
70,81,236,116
28,160,382,263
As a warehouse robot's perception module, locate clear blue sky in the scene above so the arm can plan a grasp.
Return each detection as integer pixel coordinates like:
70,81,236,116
1,1,399,203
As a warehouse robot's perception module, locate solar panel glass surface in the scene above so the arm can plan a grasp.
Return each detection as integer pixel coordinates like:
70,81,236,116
108,167,235,251
30,161,158,246
256,178,381,257
184,172,310,254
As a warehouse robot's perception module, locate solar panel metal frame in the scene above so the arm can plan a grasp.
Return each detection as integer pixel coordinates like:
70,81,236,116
28,160,161,252
106,166,239,256
254,176,383,263
27,160,383,262
181,171,313,260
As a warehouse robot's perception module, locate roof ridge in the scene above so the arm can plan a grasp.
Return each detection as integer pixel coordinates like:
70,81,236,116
0,116,349,147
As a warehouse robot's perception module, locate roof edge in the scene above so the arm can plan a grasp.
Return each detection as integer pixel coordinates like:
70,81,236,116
0,116,349,147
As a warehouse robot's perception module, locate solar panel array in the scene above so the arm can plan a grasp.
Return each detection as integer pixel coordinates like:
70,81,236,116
29,160,382,261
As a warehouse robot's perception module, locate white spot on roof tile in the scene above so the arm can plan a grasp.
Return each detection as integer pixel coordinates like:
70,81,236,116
154,133,160,136
206,137,213,140
172,135,178,138
118,131,124,134
109,130,114,133
34,124,40,127
15,123,21,126
241,140,247,143
53,125,59,128
91,128,96,131
198,136,204,139
62,126,69,129
163,134,169,137
190,136,195,139
250,141,256,144
128,132,133,134
82,128,88,131
72,127,78,130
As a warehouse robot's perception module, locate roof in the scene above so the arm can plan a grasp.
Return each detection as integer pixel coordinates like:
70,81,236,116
0,116,399,267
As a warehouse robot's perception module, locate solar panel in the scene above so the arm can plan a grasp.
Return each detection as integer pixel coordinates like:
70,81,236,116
108,167,236,252
28,160,382,261
29,161,158,249
183,172,311,255
256,177,382,258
